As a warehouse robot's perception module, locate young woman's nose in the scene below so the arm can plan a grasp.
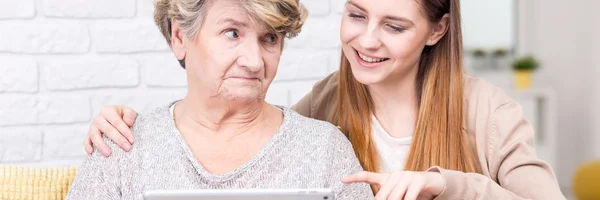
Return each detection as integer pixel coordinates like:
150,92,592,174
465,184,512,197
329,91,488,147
358,23,383,50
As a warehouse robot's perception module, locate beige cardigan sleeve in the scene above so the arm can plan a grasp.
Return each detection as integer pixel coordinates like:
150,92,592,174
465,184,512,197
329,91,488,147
291,72,339,121
429,100,565,200
291,89,313,117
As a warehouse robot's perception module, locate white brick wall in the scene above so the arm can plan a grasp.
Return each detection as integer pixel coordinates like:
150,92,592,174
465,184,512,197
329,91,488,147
0,0,342,167
0,0,35,19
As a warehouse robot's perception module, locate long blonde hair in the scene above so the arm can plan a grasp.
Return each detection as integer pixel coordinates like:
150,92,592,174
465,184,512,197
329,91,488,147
330,0,481,192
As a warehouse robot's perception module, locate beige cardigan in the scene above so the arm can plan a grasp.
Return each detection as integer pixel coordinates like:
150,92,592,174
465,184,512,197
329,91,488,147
291,72,566,200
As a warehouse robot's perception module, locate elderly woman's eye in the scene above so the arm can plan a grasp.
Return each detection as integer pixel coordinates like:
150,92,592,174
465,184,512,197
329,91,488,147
224,29,239,39
263,33,278,43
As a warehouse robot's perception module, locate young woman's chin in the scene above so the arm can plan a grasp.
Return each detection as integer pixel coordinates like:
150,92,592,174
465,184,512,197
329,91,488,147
348,65,386,86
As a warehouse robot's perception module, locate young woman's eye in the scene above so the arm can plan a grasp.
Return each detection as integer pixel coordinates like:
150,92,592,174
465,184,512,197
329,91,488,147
263,33,278,43
387,25,405,33
224,29,239,39
348,13,365,19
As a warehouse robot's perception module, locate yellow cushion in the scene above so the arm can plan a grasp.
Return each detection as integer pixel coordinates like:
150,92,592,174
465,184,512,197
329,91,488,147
573,161,600,200
0,165,78,200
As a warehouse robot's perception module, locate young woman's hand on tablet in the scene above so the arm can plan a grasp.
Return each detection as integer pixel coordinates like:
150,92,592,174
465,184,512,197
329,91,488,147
84,105,139,157
342,171,445,200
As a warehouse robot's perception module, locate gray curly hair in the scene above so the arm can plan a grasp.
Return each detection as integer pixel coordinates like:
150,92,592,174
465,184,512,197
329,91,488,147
153,0,309,68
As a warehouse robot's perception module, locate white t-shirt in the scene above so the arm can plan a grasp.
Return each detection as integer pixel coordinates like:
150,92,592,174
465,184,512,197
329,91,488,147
371,115,412,173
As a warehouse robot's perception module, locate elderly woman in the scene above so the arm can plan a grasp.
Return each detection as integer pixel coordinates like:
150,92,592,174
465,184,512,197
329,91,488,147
65,0,373,199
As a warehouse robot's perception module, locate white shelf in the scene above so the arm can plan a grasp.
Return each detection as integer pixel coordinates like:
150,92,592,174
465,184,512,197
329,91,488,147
471,70,558,170
507,89,558,170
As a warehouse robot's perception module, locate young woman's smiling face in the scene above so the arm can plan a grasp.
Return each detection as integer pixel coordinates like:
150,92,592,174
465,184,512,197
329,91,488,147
340,0,445,86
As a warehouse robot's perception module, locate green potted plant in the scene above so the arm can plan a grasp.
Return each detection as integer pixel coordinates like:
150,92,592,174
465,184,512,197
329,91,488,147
473,49,487,58
512,55,540,89
491,48,509,69
471,48,488,70
492,48,508,57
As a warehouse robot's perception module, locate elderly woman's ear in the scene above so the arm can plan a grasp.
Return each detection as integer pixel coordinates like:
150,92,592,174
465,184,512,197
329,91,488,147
170,21,187,65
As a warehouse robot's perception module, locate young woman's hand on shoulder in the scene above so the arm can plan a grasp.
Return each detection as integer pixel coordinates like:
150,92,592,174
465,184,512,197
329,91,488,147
85,105,138,156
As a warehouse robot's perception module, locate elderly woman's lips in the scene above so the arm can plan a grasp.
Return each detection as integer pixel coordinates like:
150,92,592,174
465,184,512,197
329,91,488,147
229,77,259,81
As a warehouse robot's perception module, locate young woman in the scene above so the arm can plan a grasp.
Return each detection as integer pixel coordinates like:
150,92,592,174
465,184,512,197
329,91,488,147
83,0,565,199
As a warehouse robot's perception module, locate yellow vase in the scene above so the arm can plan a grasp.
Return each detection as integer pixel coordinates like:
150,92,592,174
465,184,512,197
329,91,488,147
514,70,532,89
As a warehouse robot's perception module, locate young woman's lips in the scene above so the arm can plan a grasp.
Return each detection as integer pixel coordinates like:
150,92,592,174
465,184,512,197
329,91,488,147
354,49,390,68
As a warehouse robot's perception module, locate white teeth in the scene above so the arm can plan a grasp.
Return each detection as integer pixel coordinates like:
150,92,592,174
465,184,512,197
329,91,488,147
358,52,387,63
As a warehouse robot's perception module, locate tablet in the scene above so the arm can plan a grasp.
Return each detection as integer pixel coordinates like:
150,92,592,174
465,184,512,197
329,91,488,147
143,188,335,200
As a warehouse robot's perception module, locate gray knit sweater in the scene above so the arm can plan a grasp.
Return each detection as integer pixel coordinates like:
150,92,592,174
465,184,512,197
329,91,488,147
66,101,374,200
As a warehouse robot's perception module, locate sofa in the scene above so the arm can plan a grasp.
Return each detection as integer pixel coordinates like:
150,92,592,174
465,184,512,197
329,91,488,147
0,165,78,200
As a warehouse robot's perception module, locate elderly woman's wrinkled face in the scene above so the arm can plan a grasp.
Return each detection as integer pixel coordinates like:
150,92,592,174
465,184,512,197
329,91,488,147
177,0,282,103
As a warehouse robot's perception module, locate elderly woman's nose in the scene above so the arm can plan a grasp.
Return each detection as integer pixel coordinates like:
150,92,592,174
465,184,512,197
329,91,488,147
236,40,265,71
